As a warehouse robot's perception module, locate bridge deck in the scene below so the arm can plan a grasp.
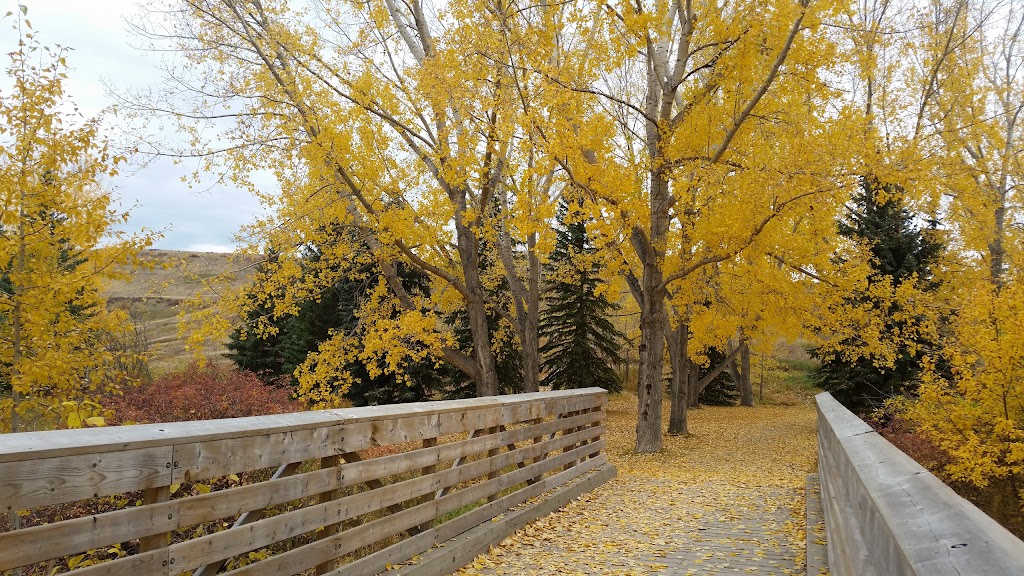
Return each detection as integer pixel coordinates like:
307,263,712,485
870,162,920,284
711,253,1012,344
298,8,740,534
451,397,818,576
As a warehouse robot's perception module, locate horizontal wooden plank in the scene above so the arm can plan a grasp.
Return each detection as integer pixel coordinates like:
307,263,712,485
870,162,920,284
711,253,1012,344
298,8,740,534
0,446,172,512
226,441,607,576
344,458,612,576
171,422,375,483
334,450,609,576
432,451,607,543
57,452,601,576
397,463,617,576
66,549,168,576
168,429,604,573
172,401,597,483
0,412,606,571
0,390,606,463
59,450,603,576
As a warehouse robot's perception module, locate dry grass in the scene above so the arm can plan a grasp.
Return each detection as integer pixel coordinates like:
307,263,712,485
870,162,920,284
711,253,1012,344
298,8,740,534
104,249,261,372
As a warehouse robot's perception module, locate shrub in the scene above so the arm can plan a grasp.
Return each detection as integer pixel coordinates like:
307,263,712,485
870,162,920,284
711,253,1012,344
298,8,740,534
871,413,1024,539
106,363,301,425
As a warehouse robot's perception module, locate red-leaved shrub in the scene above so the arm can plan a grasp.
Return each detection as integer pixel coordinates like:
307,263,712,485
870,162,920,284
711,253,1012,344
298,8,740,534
106,363,302,425
871,414,1024,538
870,415,953,473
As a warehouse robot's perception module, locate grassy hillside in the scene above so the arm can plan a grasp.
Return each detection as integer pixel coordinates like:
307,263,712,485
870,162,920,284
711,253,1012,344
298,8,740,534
105,249,260,373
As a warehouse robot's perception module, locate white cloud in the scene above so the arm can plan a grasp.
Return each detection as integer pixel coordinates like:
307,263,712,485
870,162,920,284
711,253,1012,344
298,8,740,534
1,0,269,251
186,243,236,253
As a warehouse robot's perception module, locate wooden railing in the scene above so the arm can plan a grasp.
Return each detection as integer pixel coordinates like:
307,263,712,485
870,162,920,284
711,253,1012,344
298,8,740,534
0,389,615,576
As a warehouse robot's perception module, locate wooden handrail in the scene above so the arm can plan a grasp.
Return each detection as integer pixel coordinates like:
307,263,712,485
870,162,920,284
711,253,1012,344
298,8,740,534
0,388,614,576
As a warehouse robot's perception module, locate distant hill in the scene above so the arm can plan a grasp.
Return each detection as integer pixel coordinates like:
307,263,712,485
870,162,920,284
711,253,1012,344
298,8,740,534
104,249,261,373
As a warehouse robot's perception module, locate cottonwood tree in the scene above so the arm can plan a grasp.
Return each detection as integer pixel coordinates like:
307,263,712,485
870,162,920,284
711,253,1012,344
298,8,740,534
907,0,1024,507
0,17,152,434
141,0,592,398
543,0,851,451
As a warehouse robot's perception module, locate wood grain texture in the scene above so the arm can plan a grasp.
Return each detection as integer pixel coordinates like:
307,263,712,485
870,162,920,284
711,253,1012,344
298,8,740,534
0,390,609,576
0,412,606,571
167,430,604,574
138,486,171,552
0,390,606,463
342,457,612,576
0,446,172,512
223,442,607,576
395,463,617,576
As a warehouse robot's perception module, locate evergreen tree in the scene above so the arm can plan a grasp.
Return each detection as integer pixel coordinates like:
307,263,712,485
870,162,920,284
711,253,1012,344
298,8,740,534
1,209,102,395
698,347,740,406
439,306,523,399
227,239,447,405
226,298,285,381
813,177,943,411
539,199,624,392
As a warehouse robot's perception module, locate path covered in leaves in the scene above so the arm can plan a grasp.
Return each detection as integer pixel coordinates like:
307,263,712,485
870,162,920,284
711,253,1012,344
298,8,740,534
458,394,818,575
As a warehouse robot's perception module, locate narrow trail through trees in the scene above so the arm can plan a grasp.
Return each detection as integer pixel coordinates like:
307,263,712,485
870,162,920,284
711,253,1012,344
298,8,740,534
454,396,818,575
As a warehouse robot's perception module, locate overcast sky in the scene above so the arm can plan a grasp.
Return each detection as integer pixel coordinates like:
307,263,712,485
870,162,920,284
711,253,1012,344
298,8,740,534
2,0,268,252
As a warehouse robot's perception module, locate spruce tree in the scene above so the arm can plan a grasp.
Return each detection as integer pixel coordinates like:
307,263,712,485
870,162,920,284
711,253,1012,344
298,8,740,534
227,239,447,405
439,306,523,399
226,296,286,381
539,199,624,392
813,177,943,411
699,347,740,406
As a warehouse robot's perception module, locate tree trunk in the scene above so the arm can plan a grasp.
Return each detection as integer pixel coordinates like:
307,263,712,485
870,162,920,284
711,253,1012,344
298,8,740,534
11,203,25,435
991,202,1007,288
739,340,753,407
455,220,499,396
636,290,666,452
11,296,21,435
523,232,541,392
692,345,744,406
758,350,766,402
634,168,670,453
726,354,742,399
687,358,699,413
667,322,689,435
688,358,701,408
496,185,541,393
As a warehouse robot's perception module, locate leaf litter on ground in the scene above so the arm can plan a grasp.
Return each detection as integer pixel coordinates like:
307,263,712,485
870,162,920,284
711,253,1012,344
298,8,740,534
453,392,818,575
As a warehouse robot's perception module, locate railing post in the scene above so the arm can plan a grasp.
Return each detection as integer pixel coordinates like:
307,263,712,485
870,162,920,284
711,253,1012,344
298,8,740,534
529,417,546,484
139,486,171,552
315,455,342,576
487,426,500,502
582,406,597,460
419,438,437,531
563,410,581,471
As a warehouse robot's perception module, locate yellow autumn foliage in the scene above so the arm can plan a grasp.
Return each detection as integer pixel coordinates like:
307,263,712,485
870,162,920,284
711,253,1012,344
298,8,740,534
900,1,1024,504
0,20,153,432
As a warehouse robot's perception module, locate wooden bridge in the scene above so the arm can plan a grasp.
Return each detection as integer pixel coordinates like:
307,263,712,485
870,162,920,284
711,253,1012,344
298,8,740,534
1,388,1023,576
